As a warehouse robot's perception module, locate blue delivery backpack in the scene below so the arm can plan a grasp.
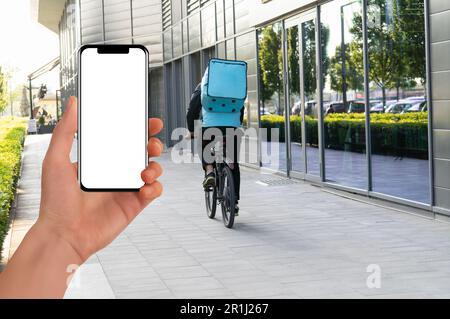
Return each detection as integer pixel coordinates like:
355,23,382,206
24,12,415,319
201,58,247,127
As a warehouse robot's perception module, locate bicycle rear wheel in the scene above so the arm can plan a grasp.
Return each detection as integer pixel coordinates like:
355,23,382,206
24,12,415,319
221,165,236,228
205,179,217,219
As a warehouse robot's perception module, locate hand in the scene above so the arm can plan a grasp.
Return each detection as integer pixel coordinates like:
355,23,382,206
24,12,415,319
37,96,164,262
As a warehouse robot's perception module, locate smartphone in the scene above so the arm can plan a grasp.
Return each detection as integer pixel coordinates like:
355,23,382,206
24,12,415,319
78,45,148,191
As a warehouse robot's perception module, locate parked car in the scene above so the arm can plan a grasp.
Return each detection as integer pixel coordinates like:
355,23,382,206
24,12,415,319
404,96,425,102
291,100,317,116
402,101,427,113
370,100,396,113
304,100,317,116
385,99,424,114
385,102,409,114
370,102,384,113
325,101,348,115
347,100,365,113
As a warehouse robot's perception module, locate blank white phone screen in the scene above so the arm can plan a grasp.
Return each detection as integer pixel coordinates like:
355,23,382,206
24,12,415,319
80,47,147,190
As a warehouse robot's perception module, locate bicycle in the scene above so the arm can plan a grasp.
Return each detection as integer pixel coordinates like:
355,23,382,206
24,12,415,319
204,139,236,229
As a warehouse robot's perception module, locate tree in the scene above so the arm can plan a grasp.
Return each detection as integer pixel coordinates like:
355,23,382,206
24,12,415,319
287,26,300,96
318,23,330,98
348,0,425,105
259,25,283,113
290,20,329,101
0,67,8,114
259,21,329,114
329,42,364,94
303,20,317,99
393,0,425,83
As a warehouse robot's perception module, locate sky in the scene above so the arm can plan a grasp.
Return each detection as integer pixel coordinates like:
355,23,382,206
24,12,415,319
0,0,59,90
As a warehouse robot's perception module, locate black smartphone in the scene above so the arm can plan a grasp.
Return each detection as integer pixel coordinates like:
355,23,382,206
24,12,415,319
78,44,148,191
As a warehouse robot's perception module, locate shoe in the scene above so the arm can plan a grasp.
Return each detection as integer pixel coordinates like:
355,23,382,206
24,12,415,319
234,201,239,216
203,172,215,189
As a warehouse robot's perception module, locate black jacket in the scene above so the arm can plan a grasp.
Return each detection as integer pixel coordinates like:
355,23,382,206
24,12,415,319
186,83,244,132
186,83,202,133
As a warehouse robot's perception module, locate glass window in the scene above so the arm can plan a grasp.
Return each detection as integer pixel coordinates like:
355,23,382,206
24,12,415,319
173,23,182,58
172,0,182,24
201,3,216,47
236,32,257,129
182,19,188,54
225,0,234,37
280,14,321,176
217,41,226,59
226,38,235,60
367,0,429,203
234,0,249,34
190,52,202,87
301,18,320,176
216,0,225,41
188,12,201,51
286,21,303,174
321,0,367,189
258,22,286,171
163,29,173,61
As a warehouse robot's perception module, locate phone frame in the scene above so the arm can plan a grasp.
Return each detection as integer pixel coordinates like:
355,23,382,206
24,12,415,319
77,44,149,192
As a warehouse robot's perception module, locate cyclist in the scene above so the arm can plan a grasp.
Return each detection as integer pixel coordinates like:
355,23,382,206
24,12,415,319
186,82,244,214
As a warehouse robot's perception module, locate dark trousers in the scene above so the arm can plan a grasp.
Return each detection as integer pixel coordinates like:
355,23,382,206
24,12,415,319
200,127,241,201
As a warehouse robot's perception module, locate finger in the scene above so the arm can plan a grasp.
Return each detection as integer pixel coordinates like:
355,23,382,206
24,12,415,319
139,181,163,201
46,96,77,164
147,137,163,157
149,118,163,137
141,161,163,184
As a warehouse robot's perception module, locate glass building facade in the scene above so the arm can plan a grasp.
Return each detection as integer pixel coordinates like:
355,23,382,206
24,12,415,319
53,0,450,216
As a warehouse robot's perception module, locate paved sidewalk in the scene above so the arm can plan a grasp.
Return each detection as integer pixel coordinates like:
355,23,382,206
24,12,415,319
5,134,450,298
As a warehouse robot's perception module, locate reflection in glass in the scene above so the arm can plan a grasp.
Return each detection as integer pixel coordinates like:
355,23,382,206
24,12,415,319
258,22,286,171
321,0,367,189
201,4,216,47
301,19,320,176
367,0,429,203
286,24,303,172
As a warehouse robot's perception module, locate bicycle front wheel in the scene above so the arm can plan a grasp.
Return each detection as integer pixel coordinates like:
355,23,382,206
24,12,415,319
221,165,236,228
205,182,217,219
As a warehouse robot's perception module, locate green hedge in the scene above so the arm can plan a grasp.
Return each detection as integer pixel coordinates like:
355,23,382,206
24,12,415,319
0,117,27,259
259,112,428,159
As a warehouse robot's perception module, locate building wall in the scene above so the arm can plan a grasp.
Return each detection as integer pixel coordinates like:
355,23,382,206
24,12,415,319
430,0,450,214
78,0,163,64
59,0,163,122
131,0,163,66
